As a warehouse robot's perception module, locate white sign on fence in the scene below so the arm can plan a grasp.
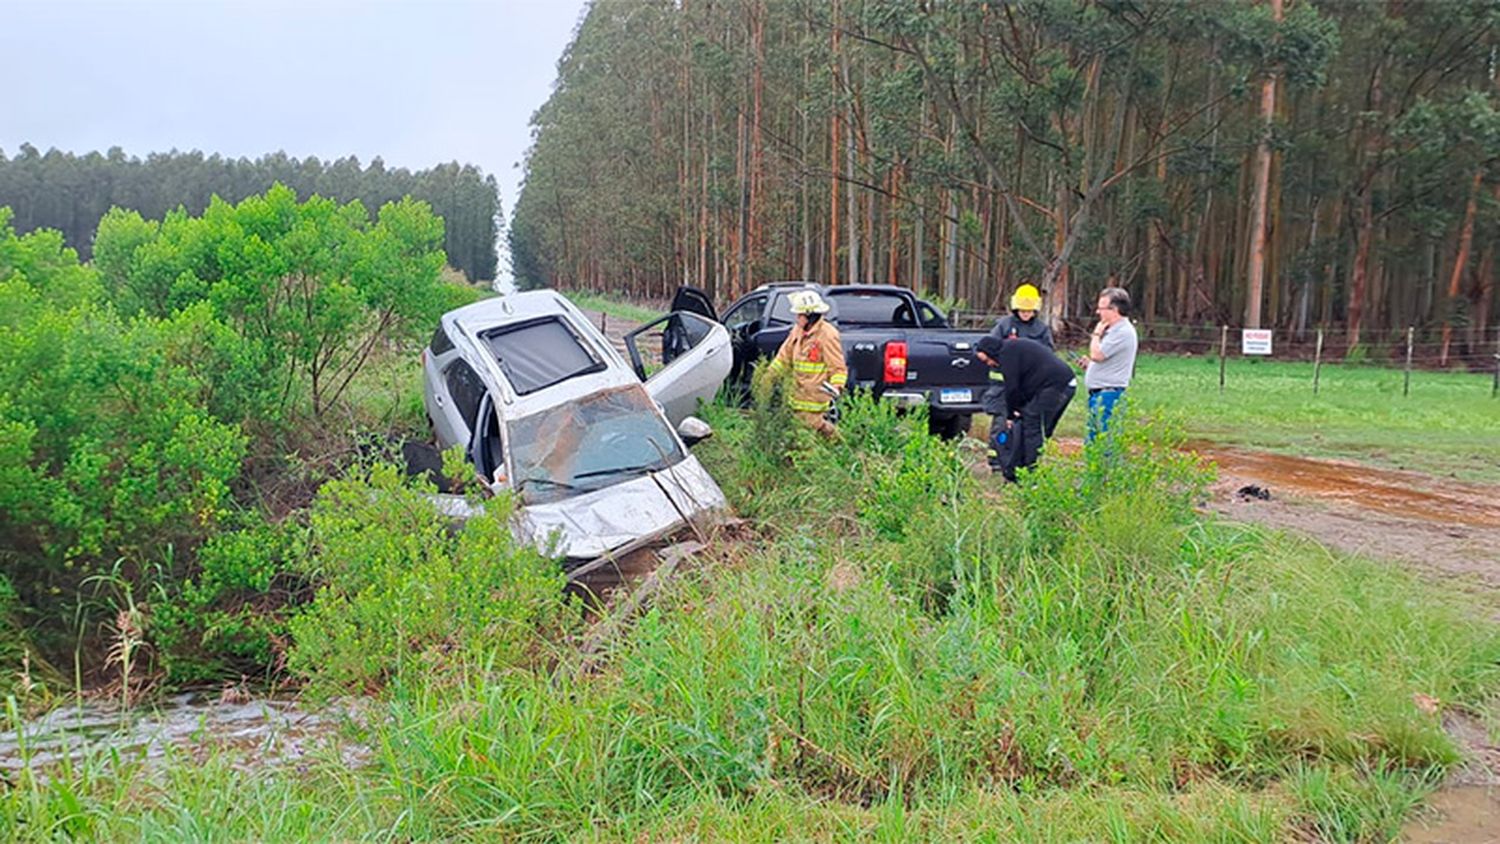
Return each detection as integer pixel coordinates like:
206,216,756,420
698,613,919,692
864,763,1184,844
1242,329,1273,355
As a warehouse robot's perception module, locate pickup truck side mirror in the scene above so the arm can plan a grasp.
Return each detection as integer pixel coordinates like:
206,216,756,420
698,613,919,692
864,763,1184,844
676,415,714,447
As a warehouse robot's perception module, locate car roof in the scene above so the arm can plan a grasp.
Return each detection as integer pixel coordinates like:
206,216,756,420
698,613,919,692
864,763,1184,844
444,289,575,336
440,291,640,417
749,281,917,296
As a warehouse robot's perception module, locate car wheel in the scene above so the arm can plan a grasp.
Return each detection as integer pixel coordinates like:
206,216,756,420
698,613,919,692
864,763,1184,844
929,413,971,440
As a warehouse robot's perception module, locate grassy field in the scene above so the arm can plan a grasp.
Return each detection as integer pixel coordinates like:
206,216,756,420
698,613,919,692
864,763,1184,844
4,391,1497,841
1118,355,1500,484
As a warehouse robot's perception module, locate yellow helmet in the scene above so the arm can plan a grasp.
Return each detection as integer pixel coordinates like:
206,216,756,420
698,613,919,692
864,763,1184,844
787,290,831,315
1010,284,1042,312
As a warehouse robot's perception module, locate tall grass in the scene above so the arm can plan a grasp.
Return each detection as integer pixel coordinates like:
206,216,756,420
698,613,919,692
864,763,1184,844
2,389,1496,840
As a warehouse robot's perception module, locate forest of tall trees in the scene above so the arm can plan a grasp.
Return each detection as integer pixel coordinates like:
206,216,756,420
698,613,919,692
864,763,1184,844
511,0,1500,361
0,147,502,282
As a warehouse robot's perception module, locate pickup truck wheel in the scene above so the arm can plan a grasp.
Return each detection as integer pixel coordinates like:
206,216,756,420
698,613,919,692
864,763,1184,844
929,413,972,440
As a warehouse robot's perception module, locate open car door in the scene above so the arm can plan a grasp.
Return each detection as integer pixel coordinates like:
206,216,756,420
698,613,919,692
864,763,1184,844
625,311,731,426
670,286,717,322
466,392,510,491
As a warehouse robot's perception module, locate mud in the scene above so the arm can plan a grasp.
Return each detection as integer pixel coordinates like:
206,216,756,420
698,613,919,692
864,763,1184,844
1196,445,1500,609
1199,445,1500,529
1401,786,1500,843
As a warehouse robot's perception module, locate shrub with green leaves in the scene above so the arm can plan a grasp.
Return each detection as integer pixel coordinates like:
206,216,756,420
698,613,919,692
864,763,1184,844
151,516,309,684
94,184,449,419
288,463,576,693
0,214,248,604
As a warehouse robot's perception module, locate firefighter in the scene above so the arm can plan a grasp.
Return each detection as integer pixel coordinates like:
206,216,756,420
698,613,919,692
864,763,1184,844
765,290,848,434
988,283,1054,349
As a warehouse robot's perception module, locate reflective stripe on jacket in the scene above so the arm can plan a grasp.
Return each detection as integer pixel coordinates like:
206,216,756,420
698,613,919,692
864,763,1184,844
767,318,848,413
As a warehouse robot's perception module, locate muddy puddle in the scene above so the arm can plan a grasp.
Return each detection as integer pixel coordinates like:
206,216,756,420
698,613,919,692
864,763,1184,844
0,692,365,777
1192,445,1500,529
1401,786,1500,843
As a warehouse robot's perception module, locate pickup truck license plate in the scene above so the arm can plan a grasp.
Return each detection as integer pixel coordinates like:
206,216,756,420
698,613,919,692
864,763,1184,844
939,388,972,404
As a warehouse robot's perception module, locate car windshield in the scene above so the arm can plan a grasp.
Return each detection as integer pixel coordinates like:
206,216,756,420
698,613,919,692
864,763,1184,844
506,385,685,505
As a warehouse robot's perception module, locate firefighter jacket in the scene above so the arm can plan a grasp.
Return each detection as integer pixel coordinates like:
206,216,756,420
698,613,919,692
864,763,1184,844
981,367,1008,417
988,314,1055,349
767,318,848,414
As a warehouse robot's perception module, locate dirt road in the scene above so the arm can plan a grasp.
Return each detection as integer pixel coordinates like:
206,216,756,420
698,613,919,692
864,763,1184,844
1199,444,1500,611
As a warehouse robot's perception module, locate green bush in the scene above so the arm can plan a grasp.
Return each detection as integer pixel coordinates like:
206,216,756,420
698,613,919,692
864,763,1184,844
94,185,449,420
0,575,31,698
0,217,248,600
287,463,576,693
151,515,309,684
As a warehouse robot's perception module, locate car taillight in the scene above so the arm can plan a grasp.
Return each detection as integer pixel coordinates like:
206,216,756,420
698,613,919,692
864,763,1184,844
883,341,907,384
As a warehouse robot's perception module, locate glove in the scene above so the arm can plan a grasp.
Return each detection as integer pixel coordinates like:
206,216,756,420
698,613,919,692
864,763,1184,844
820,382,841,399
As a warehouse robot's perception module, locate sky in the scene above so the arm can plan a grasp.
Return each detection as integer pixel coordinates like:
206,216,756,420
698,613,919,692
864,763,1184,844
0,0,589,281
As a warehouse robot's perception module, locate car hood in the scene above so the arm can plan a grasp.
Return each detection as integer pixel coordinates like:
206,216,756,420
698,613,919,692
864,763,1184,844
512,455,726,561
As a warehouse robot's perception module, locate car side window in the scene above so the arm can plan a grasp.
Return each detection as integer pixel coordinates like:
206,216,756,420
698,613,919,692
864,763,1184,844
918,301,948,328
722,295,767,333
430,322,456,355
443,359,486,433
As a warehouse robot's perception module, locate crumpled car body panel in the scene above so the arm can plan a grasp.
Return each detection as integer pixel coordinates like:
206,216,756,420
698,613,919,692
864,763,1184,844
513,454,726,562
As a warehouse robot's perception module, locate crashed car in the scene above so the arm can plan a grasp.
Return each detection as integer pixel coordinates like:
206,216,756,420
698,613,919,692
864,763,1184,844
420,291,732,569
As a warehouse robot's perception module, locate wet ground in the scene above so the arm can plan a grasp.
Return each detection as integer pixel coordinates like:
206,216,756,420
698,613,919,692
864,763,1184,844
1403,786,1500,843
0,692,365,778
1201,445,1500,530
1196,444,1500,603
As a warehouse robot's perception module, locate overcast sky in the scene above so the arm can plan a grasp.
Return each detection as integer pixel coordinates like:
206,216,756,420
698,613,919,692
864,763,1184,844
1,0,589,279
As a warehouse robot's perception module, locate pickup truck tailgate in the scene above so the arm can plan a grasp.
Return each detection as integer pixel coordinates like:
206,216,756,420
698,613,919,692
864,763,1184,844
905,335,989,405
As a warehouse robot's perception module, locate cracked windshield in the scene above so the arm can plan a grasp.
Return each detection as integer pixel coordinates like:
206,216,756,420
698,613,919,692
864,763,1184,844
508,385,683,504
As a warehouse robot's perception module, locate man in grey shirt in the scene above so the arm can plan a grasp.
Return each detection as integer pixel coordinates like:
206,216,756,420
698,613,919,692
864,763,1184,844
1079,286,1137,443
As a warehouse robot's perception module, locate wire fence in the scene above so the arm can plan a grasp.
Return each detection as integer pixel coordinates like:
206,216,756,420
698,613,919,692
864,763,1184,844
949,310,1500,397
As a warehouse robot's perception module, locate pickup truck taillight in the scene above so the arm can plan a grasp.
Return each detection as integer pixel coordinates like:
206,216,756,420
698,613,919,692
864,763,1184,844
883,341,908,384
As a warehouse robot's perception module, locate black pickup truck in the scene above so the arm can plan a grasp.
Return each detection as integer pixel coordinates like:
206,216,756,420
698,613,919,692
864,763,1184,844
672,282,992,437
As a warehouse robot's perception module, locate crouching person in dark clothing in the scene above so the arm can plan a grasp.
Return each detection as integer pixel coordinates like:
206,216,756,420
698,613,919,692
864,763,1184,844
976,335,1076,481
975,335,1013,473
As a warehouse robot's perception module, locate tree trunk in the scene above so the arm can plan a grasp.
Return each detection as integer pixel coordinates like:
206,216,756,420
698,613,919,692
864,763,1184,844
1347,61,1384,352
1440,169,1483,366
828,0,841,285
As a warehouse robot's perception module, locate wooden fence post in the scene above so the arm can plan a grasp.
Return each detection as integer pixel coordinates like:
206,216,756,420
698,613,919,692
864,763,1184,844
1219,325,1229,394
1313,328,1324,396
1403,326,1414,397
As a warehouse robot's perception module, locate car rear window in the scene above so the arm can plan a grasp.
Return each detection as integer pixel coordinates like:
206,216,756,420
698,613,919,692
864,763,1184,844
430,322,456,355
827,292,916,326
481,317,604,396
768,291,837,325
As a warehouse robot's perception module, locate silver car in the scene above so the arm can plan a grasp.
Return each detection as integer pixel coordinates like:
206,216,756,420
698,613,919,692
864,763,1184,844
421,291,732,567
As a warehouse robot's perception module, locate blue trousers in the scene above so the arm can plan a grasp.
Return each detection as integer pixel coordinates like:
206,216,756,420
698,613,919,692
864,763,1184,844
1086,388,1126,444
